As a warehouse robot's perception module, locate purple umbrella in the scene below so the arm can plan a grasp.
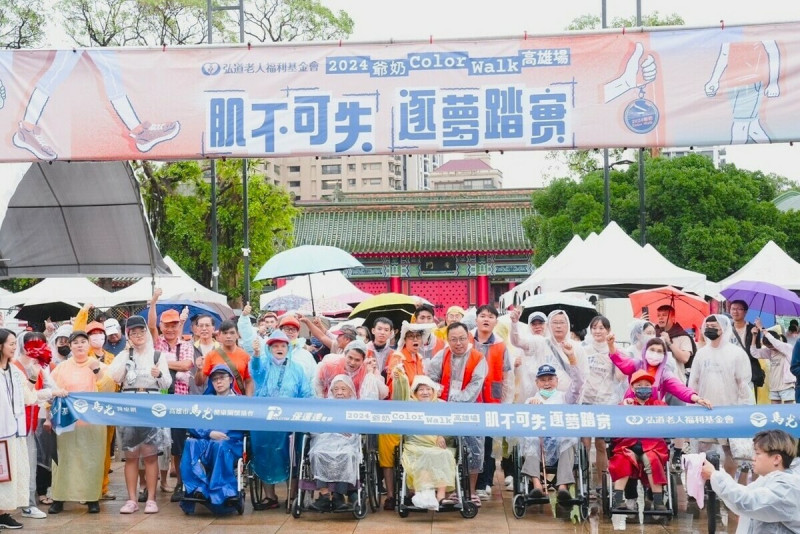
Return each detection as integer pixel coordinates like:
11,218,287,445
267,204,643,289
720,280,800,317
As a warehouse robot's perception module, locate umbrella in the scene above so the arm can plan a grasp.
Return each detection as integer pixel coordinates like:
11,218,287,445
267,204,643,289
263,295,309,311
720,280,800,317
360,308,414,331
253,245,363,315
518,293,597,331
263,294,352,316
628,286,709,329
14,301,80,323
138,300,222,335
349,293,418,320
166,291,234,321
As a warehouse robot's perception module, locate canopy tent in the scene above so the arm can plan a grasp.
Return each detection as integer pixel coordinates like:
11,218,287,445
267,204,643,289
107,256,229,307
0,277,116,309
259,271,372,311
540,222,707,298
498,234,590,308
718,241,800,293
0,161,169,278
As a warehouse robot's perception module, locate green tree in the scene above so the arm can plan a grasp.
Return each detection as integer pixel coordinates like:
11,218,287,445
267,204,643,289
152,159,297,303
523,154,800,281
0,0,47,48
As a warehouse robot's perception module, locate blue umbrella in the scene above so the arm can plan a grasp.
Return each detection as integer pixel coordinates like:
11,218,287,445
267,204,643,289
138,300,222,335
253,245,363,315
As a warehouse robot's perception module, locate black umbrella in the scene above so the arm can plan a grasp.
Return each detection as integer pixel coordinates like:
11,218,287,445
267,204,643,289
15,302,80,323
519,293,597,331
361,308,415,332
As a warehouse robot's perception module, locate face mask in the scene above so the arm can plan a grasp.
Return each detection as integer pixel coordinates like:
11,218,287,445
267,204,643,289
57,345,71,357
645,350,664,367
89,334,105,348
634,386,653,401
704,328,720,341
539,388,555,399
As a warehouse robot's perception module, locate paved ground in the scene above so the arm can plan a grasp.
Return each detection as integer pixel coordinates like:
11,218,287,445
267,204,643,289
13,459,738,533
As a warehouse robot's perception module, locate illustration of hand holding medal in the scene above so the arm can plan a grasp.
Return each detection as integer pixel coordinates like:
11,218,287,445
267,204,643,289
604,42,659,134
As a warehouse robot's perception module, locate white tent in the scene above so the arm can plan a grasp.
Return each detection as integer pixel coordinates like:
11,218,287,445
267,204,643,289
259,271,371,311
107,256,229,307
0,277,116,309
541,222,707,297
719,241,800,292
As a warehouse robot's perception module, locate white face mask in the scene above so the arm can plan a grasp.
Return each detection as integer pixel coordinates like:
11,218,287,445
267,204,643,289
645,350,664,367
89,334,105,349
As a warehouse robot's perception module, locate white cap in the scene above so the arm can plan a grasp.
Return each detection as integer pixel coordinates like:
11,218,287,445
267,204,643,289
104,318,121,336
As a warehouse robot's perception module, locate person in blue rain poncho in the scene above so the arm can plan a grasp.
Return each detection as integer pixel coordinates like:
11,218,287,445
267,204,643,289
179,364,243,515
248,330,312,509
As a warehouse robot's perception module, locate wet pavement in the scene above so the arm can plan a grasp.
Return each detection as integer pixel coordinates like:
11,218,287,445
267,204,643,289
14,460,738,533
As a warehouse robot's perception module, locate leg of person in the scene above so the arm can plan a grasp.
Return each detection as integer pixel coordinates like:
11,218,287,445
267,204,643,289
159,445,172,492
475,436,494,500
143,453,159,513
521,445,544,496
14,49,82,160
465,436,485,507
378,434,399,510
89,49,181,152
101,427,115,500
21,432,46,519
121,450,141,513
171,428,187,502
555,445,576,504
594,437,608,491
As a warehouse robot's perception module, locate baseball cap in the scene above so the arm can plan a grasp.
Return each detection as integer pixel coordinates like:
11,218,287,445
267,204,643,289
536,364,557,378
160,309,181,323
332,326,357,340
528,311,547,324
126,315,147,331
68,330,89,343
279,315,301,330
266,330,290,346
630,370,655,385
86,321,106,334
104,318,121,336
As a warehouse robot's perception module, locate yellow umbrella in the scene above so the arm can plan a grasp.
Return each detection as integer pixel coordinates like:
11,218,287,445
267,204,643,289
349,293,418,329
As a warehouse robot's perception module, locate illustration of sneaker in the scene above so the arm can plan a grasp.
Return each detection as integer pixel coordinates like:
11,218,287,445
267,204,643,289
13,122,57,160
131,121,181,152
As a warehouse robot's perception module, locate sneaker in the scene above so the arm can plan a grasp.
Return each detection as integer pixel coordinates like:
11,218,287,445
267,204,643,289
119,500,139,514
475,489,489,501
143,500,158,514
12,122,57,160
557,489,572,504
485,486,492,497
87,501,100,514
311,496,332,512
170,488,184,503
332,493,348,511
47,501,63,514
130,121,181,152
0,514,22,529
21,507,47,519
504,475,514,491
101,492,116,501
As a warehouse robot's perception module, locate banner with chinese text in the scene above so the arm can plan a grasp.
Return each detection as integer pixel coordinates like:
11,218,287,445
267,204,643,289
1,21,799,162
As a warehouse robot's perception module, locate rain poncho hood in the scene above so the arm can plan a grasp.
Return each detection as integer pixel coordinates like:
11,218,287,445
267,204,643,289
542,309,586,392
328,374,357,399
204,364,235,395
629,319,655,351
701,314,733,351
410,374,440,399
398,321,435,347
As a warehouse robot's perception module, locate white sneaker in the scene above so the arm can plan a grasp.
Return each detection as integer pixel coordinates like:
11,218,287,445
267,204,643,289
475,489,489,501
21,506,47,519
485,486,492,497
504,475,514,490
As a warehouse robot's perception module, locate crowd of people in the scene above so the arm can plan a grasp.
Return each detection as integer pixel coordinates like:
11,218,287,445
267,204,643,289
0,290,798,532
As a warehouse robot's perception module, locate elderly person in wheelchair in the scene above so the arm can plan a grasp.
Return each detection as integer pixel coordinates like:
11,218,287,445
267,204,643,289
519,359,583,505
180,365,244,515
307,374,364,512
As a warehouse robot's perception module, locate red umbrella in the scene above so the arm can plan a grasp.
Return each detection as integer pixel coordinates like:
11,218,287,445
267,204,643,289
628,286,709,328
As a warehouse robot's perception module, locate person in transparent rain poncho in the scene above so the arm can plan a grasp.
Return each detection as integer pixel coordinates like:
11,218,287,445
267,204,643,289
307,375,363,512
517,362,584,505
750,323,796,404
106,316,172,514
541,310,588,394
248,330,311,509
391,372,457,511
688,314,752,477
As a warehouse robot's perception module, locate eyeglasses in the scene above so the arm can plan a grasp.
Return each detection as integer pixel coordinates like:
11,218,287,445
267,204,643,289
448,336,469,343
406,332,423,339
282,327,299,333
210,375,230,383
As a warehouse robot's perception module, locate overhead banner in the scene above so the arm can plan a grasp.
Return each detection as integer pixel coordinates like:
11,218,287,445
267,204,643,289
0,21,799,162
52,393,800,439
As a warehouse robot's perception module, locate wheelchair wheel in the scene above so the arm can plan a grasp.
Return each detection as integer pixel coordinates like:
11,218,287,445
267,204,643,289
511,444,523,494
235,492,245,515
248,465,269,510
460,500,478,519
366,450,380,512
291,496,302,519
512,493,527,519
353,492,368,520
397,504,409,518
600,471,610,517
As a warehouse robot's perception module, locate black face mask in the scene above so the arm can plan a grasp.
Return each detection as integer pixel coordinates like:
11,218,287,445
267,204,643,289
704,328,720,341
57,345,71,357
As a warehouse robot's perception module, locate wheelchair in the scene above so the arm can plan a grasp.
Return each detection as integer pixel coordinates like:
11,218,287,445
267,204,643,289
246,432,296,512
290,433,378,519
600,438,679,523
180,433,246,515
393,435,479,519
510,439,590,522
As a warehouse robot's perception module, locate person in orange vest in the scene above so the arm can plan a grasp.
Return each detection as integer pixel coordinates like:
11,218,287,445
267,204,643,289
427,322,487,509
470,305,513,502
